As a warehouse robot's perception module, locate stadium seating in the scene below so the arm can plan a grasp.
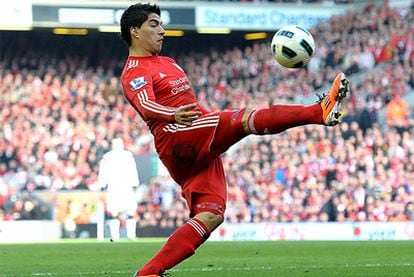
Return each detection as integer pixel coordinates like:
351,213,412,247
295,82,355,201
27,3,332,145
0,3,413,227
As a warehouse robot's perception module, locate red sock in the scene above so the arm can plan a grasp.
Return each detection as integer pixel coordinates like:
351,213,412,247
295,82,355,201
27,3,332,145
137,218,210,275
248,103,323,134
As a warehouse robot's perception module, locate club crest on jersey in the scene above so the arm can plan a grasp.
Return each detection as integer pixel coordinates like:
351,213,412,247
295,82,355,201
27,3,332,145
129,77,146,91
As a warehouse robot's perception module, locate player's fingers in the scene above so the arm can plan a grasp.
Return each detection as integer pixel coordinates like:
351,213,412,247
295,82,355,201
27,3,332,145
182,110,201,117
175,103,201,125
175,110,200,120
177,112,200,125
178,102,198,112
180,115,199,125
177,117,193,126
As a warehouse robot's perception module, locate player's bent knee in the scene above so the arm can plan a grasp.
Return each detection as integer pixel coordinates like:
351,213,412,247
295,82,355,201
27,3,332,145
191,195,225,231
194,211,224,232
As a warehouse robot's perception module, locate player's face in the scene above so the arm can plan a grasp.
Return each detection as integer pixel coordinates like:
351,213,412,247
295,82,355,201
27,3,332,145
137,13,165,55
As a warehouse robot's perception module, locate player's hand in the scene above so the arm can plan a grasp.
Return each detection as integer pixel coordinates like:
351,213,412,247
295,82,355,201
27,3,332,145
174,103,202,126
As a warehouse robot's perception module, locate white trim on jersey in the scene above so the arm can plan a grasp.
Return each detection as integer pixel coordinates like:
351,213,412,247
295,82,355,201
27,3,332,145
162,115,219,133
137,89,176,116
126,60,139,70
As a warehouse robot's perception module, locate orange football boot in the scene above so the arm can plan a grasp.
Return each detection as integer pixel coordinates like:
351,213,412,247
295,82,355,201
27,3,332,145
318,72,350,126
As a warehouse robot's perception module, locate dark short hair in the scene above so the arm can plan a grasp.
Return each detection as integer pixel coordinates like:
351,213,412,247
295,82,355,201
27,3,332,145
119,3,161,46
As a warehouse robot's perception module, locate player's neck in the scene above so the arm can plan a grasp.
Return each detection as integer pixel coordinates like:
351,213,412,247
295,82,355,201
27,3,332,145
129,47,156,57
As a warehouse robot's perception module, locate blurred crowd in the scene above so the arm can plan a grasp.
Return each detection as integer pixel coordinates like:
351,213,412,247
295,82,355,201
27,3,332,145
0,3,413,226
159,0,354,3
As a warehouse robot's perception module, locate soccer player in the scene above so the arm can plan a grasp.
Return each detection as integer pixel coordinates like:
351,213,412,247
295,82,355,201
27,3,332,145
119,3,350,277
98,138,140,240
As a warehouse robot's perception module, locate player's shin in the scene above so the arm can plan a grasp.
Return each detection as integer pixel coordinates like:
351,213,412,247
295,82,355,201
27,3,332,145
135,218,210,276
246,103,323,135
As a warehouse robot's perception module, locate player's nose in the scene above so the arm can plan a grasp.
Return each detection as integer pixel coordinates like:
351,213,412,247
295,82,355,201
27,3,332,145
159,25,165,36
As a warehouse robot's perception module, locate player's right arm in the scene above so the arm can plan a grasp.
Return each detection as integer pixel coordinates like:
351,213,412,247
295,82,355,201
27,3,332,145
123,69,176,123
122,68,201,126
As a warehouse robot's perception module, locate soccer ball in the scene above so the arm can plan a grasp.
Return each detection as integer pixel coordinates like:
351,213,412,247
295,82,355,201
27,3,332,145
271,25,316,68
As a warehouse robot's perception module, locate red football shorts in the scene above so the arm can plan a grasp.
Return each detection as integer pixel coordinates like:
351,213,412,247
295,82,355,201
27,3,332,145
156,109,249,217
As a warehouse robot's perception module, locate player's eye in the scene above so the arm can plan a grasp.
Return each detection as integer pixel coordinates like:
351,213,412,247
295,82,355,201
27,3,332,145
149,20,160,28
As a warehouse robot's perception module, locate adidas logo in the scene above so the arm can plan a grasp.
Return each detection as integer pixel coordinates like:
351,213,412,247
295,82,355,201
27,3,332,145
127,60,139,70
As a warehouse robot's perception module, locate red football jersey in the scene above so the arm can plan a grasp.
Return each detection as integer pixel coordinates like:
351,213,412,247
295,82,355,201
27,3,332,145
121,56,244,211
121,55,209,135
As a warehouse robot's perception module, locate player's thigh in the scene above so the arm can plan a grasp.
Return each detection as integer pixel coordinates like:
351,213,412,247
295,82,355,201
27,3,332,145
210,109,250,153
182,158,227,216
163,123,216,167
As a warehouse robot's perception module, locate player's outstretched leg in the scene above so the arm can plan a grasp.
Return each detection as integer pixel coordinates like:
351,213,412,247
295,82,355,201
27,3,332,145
241,72,350,135
209,72,351,153
318,72,350,126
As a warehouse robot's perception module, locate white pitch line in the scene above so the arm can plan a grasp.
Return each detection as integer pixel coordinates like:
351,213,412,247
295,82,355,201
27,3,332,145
169,263,413,272
170,266,273,272
0,264,411,276
283,263,413,270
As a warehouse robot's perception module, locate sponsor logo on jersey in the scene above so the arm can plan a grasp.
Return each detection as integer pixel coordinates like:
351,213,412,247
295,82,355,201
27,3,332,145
169,77,190,94
129,76,146,91
171,84,191,94
169,77,187,86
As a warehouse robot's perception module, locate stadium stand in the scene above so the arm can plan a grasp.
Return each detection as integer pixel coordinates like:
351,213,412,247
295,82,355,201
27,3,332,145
0,2,413,229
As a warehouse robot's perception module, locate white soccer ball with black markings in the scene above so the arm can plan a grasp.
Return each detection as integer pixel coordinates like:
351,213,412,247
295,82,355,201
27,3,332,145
271,25,316,68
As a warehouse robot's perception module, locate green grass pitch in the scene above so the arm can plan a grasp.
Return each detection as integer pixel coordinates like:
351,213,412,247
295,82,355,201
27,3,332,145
0,239,413,276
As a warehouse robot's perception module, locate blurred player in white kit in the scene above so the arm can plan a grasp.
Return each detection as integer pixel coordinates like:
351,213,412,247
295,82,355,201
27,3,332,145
98,138,140,240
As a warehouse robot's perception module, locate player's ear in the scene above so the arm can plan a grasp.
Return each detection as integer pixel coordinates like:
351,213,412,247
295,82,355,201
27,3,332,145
130,26,140,39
